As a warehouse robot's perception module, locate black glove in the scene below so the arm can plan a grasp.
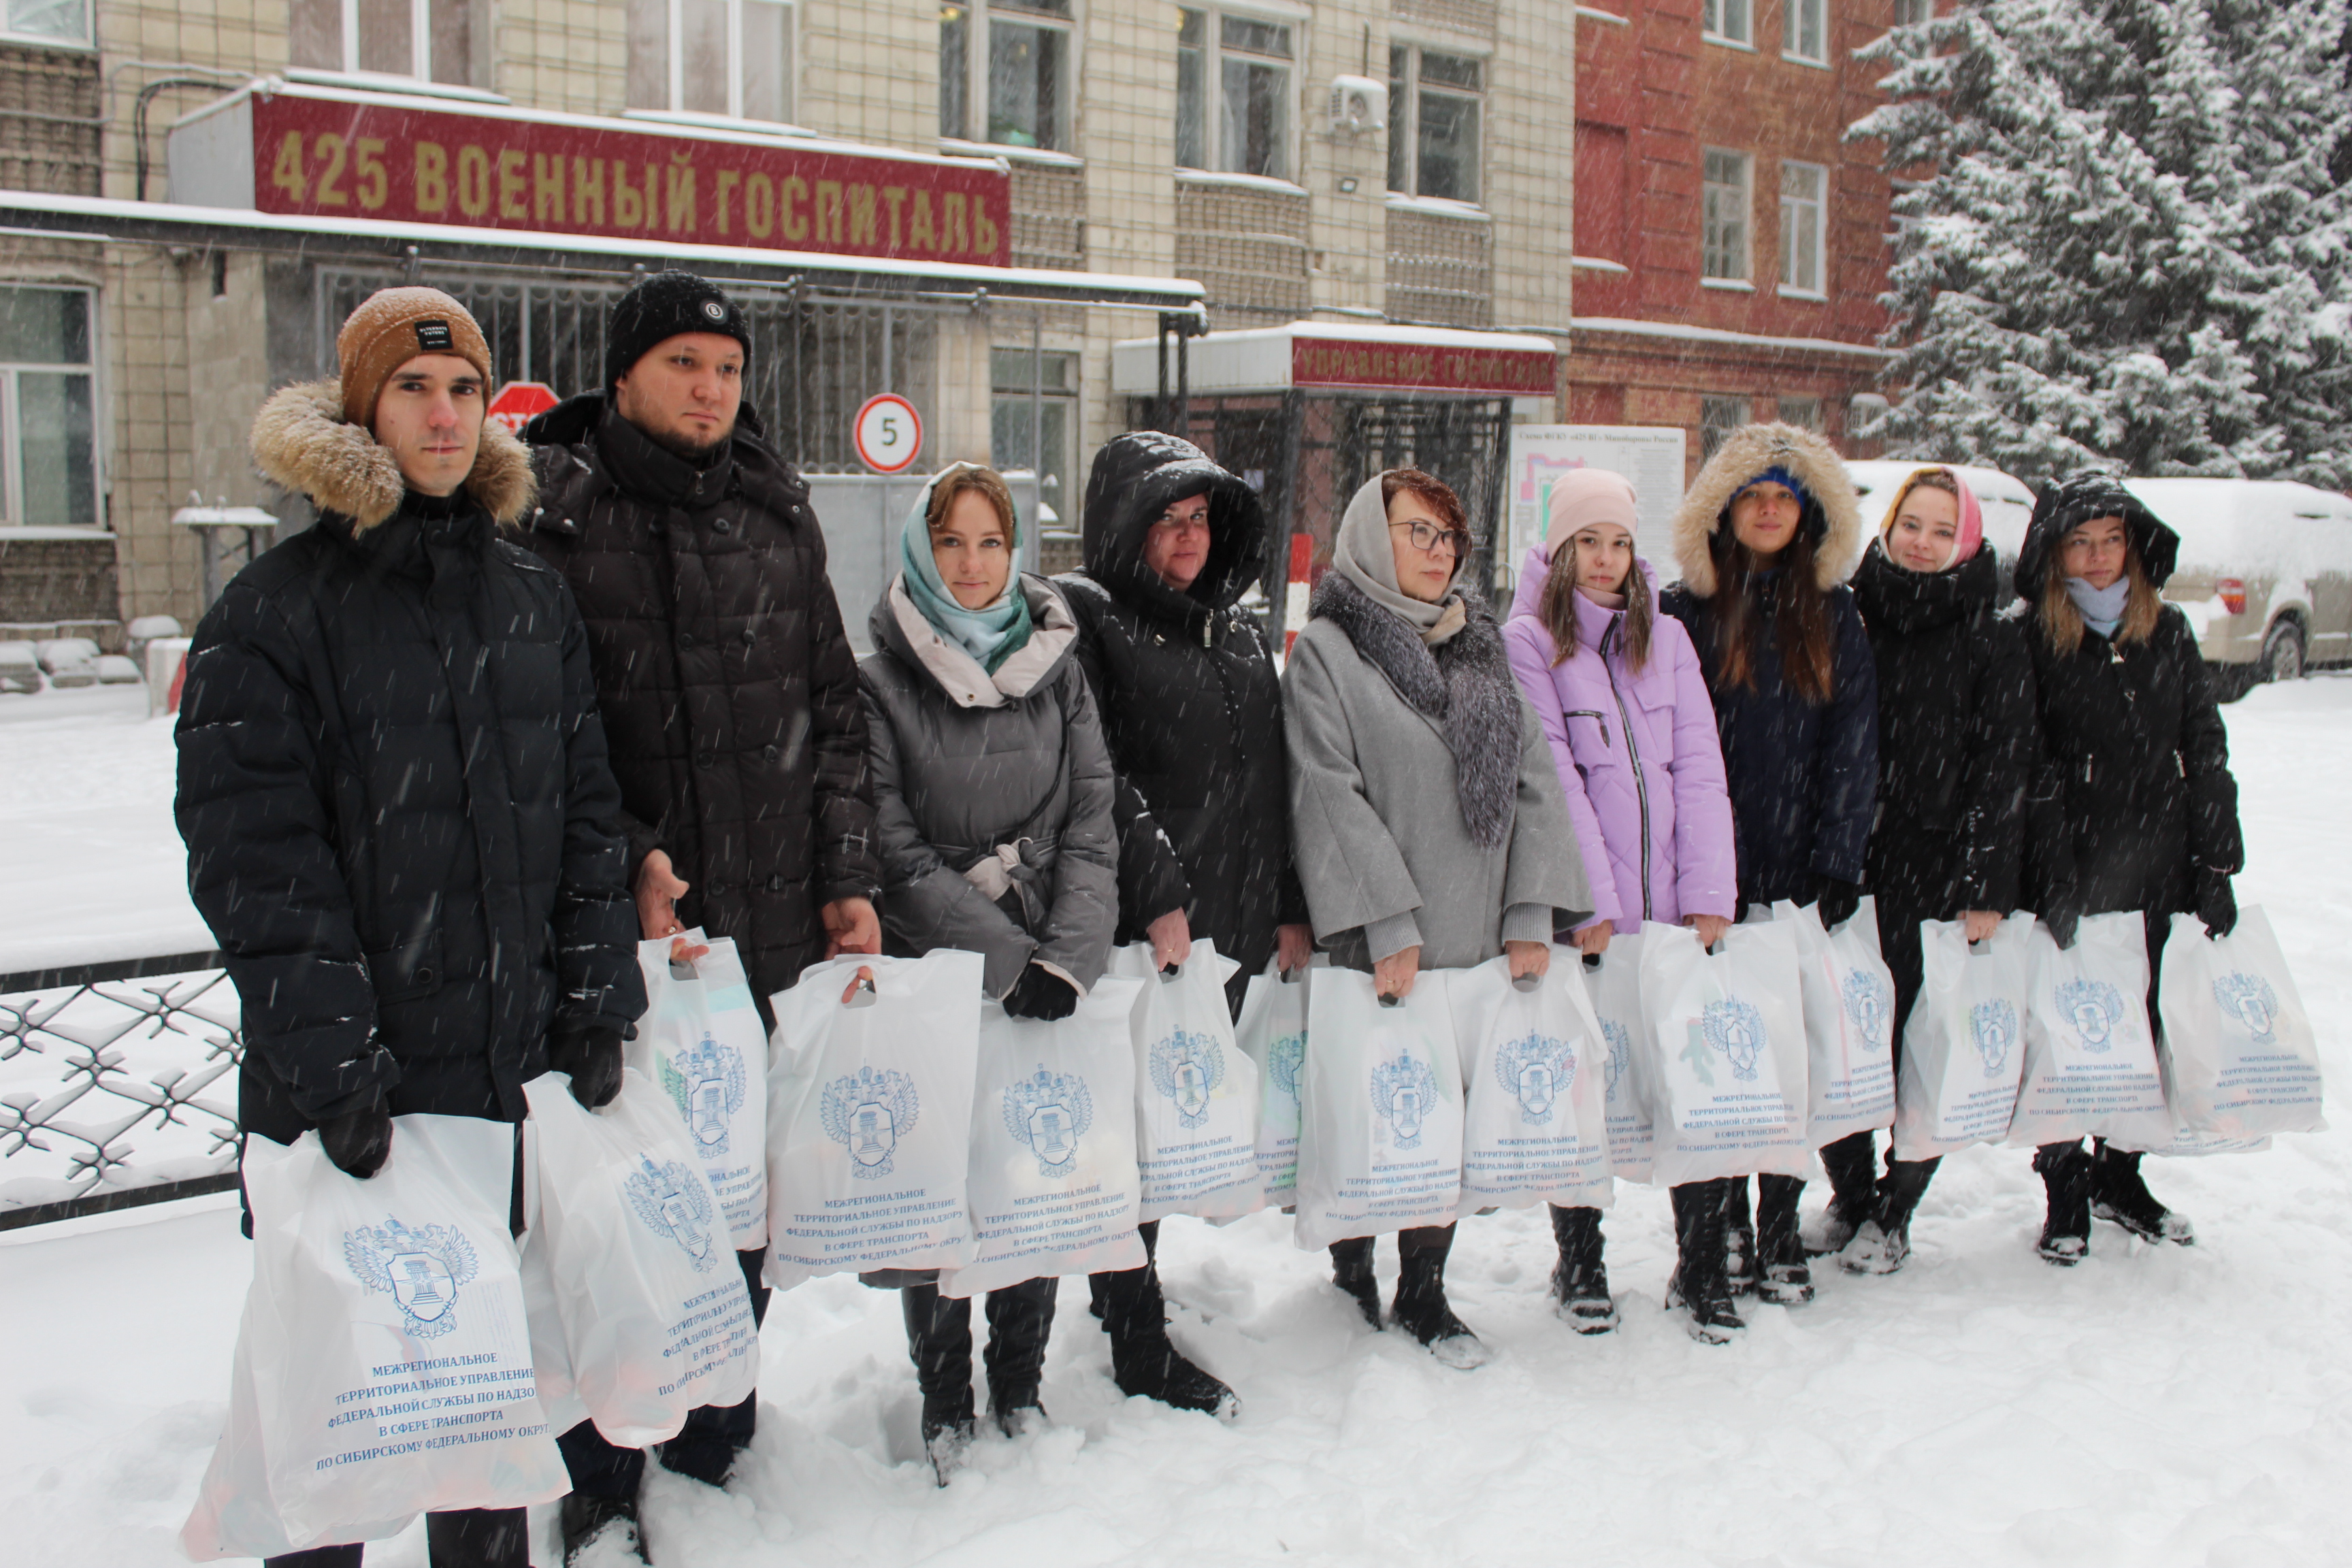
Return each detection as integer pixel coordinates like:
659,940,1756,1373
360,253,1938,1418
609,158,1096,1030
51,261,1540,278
1002,963,1079,1022
320,1102,394,1179
548,1024,626,1109
1815,876,1862,931
2041,902,2080,951
2195,867,2238,939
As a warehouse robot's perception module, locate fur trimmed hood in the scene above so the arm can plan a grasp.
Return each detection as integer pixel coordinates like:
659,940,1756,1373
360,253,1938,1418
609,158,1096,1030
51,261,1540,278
1668,421,1862,595
250,378,536,533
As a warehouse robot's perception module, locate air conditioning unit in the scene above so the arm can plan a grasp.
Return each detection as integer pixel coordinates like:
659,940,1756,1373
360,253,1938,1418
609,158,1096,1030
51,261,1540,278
1327,76,1388,134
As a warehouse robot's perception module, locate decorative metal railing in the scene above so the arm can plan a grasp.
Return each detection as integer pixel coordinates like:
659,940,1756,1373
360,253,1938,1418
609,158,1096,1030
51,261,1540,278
0,952,242,1229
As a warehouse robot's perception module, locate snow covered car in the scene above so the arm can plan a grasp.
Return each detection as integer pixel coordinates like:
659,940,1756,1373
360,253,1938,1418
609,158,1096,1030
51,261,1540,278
2123,478,2352,701
1844,460,2040,581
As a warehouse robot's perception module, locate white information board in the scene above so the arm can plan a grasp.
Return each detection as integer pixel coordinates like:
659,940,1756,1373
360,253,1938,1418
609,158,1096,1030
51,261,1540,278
1503,425,1688,589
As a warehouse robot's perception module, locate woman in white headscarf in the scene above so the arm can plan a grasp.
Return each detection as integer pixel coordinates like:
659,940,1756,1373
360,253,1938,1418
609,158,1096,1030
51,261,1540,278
1284,468,1591,1369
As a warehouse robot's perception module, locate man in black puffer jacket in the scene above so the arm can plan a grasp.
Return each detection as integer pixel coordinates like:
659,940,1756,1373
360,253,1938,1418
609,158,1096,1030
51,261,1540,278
1056,431,1313,1422
177,288,644,1568
521,272,881,1562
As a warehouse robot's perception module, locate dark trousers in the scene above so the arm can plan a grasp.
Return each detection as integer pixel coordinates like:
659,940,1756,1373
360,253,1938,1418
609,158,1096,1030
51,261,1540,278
901,1275,1059,1422
263,1509,526,1568
558,1245,771,1499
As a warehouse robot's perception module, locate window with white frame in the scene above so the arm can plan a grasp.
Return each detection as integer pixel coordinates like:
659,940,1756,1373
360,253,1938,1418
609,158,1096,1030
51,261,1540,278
627,0,795,122
1892,0,1932,22
1702,148,1750,280
1777,395,1820,429
0,287,98,530
289,0,482,85
1175,8,1294,182
939,0,1072,152
1780,159,1826,294
990,348,1077,523
1387,46,1483,203
1782,0,1825,61
1701,0,1751,45
3,0,90,47
1700,395,1749,462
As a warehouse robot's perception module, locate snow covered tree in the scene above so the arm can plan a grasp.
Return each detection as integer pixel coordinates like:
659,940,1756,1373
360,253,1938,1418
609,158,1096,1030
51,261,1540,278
1849,0,2352,487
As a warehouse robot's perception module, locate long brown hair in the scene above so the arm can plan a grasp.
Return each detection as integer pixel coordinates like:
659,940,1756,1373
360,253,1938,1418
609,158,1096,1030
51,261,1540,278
2039,538,2163,655
1709,525,1836,703
1539,533,1654,673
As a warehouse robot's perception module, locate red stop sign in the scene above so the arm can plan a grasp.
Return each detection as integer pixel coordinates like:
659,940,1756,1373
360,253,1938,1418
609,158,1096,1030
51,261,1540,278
487,380,559,434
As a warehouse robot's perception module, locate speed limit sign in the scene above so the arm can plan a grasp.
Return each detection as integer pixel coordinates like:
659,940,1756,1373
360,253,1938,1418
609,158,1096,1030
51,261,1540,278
853,393,924,474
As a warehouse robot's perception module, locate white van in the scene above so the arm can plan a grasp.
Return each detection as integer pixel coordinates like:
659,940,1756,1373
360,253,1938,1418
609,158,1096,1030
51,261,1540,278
1843,461,2040,581
2122,477,2352,698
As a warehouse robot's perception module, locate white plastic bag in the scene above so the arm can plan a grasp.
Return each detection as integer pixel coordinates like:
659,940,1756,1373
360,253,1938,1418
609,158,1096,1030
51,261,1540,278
940,976,1150,1298
630,930,770,1249
2152,906,2326,1141
1639,921,1814,1186
1448,951,1614,1216
1292,968,1465,1250
180,1115,567,1561
1891,915,2031,1160
1235,962,1312,1206
1776,898,1898,1147
764,951,983,1290
1107,940,1262,1221
1581,930,1655,1183
2007,913,2173,1149
523,1072,760,1447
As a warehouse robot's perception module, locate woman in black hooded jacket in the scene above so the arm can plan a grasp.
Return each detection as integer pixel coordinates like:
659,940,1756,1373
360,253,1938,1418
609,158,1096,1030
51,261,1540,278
1820,467,2037,1275
2017,471,2242,1264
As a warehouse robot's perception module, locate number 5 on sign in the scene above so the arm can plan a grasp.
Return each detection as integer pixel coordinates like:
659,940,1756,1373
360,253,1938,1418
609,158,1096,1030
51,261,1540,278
853,393,924,474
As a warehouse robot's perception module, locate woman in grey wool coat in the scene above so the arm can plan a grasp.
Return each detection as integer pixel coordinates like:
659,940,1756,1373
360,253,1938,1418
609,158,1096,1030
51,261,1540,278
1284,468,1592,1369
858,462,1120,1482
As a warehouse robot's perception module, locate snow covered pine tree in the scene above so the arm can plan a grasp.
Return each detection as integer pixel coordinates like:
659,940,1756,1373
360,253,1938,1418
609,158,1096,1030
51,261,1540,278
1849,0,2352,486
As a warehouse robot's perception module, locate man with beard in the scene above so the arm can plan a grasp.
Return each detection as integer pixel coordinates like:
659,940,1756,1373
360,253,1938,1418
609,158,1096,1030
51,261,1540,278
521,271,881,1563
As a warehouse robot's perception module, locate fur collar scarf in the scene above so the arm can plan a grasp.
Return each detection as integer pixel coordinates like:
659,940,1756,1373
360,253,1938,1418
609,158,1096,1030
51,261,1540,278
1310,568,1522,849
250,378,536,534
1668,421,1862,596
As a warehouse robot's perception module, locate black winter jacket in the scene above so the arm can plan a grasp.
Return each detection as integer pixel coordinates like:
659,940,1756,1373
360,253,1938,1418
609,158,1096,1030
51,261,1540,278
523,394,881,1014
1661,574,1879,904
1056,432,1305,995
1851,541,2036,922
178,382,644,1143
2012,474,2241,921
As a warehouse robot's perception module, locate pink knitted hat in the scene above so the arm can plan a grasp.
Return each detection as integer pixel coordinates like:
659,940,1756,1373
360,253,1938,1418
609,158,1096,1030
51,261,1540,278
1544,467,1640,552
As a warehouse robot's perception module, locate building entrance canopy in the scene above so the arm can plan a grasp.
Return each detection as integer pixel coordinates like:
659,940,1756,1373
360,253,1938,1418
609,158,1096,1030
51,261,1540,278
1111,321,1557,399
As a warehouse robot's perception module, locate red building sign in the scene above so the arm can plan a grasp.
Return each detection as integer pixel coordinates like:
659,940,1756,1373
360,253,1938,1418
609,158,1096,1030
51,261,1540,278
1290,336,1556,396
232,88,1011,267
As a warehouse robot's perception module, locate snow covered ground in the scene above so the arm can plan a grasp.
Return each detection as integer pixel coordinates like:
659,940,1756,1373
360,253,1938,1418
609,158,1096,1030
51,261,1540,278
4,678,2350,1567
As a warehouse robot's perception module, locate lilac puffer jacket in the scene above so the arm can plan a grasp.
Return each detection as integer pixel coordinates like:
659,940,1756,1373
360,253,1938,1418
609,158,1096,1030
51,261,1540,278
1503,546,1737,930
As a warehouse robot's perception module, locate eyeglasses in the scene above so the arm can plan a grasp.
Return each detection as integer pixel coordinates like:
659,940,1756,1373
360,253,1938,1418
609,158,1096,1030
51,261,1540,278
1390,519,1473,559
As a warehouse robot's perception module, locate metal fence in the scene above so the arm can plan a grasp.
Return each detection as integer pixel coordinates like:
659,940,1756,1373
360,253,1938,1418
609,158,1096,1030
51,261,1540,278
0,952,243,1230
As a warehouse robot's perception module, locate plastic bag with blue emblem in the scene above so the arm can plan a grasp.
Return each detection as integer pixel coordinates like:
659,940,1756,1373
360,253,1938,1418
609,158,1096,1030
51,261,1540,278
2144,906,2325,1147
1580,930,1656,1183
179,1114,568,1561
2006,913,2174,1150
1235,958,1316,1206
522,1070,760,1447
938,975,1149,1298
1639,921,1815,1187
1891,913,2032,1160
1775,898,1899,1149
762,951,983,1290
630,930,771,1250
1448,948,1614,1217
1292,967,1464,1251
1106,938,1262,1222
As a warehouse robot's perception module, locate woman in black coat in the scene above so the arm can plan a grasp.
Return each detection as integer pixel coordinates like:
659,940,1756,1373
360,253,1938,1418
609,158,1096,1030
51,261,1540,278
1824,468,2036,1275
2018,471,2242,1264
1659,422,1876,1339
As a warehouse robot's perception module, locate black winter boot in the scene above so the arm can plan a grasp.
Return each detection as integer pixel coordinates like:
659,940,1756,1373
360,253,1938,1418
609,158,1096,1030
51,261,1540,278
1667,1181,1742,1343
1805,1132,1878,1256
1328,1237,1383,1329
1720,1177,1757,1296
1101,1224,1238,1420
2091,1142,2196,1245
1755,1173,1813,1305
560,1493,644,1565
902,1285,979,1483
2034,1142,2093,1266
1391,1227,1487,1369
1840,1156,1938,1276
1547,1203,1617,1333
982,1275,1059,1437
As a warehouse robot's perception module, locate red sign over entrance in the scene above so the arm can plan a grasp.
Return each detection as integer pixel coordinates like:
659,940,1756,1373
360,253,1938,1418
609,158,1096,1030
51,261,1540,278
487,381,559,434
242,89,1012,267
1290,336,1556,396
